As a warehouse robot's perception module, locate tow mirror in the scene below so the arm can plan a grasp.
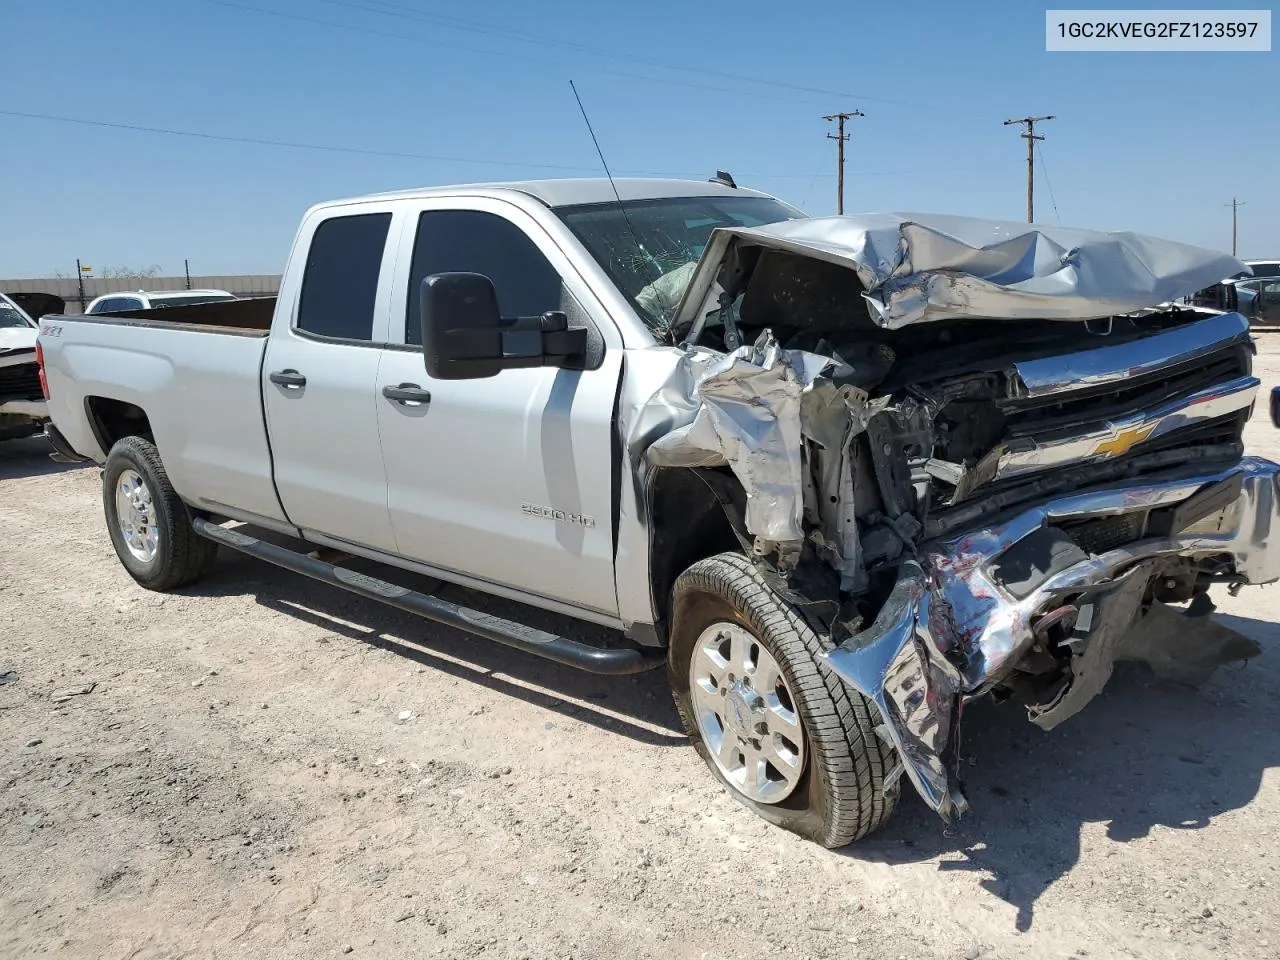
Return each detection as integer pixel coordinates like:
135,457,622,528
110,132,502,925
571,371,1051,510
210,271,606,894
419,273,587,380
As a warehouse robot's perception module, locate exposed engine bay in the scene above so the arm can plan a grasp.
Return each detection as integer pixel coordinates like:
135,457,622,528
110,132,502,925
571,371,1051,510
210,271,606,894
643,213,1277,818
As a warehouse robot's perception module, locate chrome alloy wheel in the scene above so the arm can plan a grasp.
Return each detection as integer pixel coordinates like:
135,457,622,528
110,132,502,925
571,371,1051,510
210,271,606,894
688,622,806,804
115,468,159,563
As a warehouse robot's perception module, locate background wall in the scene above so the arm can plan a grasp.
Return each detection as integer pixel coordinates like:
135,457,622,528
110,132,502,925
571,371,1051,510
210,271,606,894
1,275,282,311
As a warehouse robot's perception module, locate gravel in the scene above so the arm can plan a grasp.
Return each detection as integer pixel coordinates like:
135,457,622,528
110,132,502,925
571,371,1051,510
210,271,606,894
3,340,1280,959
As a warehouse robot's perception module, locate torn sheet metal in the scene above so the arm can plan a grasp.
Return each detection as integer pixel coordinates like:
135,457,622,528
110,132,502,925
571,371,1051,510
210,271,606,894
1025,570,1261,731
822,457,1278,818
646,332,882,576
822,560,966,816
673,213,1247,334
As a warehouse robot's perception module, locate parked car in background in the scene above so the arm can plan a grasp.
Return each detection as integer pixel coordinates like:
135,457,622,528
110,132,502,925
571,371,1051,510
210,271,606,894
1243,259,1280,279
1187,261,1277,313
1190,276,1280,325
85,289,237,314
1232,278,1280,324
0,292,48,441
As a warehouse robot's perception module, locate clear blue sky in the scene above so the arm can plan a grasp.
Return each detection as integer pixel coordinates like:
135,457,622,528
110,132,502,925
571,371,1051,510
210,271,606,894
4,0,1277,277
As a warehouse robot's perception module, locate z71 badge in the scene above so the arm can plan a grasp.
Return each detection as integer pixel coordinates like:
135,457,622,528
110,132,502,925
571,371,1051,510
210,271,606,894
522,503,596,528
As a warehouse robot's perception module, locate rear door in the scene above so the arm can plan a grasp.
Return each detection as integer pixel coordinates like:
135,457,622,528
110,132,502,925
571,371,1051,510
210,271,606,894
262,205,399,552
375,199,624,616
1255,281,1280,325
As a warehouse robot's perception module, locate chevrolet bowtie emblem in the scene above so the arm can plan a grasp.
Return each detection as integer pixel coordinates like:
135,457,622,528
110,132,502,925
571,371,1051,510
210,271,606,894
1092,423,1157,458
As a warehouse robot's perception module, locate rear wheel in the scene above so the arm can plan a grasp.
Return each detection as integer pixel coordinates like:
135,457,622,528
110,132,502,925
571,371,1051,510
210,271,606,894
669,552,897,847
103,436,217,591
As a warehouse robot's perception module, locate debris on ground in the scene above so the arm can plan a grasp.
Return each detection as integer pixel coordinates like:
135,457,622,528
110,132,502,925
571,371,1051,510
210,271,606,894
51,682,96,703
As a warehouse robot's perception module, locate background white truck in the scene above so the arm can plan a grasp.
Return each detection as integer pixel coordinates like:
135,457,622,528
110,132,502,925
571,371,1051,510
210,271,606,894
84,289,238,315
37,178,1280,846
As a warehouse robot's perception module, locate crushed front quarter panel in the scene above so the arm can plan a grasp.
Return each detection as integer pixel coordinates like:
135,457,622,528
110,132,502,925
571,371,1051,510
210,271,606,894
645,332,882,563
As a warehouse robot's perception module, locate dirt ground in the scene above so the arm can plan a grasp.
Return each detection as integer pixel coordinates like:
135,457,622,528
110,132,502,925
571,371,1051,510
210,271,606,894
3,341,1280,960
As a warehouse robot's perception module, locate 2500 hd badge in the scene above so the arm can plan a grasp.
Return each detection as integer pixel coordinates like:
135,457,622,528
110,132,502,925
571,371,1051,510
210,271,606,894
521,503,597,528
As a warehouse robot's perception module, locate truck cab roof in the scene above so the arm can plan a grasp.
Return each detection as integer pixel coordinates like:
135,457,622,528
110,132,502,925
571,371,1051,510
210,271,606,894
323,177,774,212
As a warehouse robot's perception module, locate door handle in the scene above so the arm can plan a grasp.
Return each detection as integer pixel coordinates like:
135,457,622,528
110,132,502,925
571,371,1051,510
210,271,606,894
269,369,307,388
382,383,432,406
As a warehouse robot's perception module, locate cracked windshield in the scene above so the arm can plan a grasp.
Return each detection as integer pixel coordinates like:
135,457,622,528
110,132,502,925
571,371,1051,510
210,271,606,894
558,195,803,335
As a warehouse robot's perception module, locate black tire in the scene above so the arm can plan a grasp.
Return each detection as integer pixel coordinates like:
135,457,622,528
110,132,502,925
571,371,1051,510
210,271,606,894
668,552,897,847
102,436,217,591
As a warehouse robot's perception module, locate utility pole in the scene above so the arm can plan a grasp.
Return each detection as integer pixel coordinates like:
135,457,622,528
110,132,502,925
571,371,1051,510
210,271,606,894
822,110,864,215
184,259,192,290
1004,115,1055,223
1225,198,1245,256
76,259,85,308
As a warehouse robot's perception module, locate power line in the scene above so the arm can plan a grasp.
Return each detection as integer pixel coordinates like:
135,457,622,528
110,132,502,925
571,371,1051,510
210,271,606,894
797,140,835,211
0,108,904,181
0,108,597,171
304,0,925,106
1003,115,1054,223
204,0,838,108
1034,142,1062,225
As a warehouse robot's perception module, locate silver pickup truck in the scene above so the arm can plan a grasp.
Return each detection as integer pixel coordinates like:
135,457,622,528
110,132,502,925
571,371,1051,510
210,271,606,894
37,178,1280,847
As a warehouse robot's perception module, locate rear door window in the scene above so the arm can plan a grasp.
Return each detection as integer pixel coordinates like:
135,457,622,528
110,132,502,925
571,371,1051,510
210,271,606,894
296,213,392,342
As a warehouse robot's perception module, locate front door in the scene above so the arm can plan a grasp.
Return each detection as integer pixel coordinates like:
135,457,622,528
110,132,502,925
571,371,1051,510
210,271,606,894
263,207,399,552
376,201,623,616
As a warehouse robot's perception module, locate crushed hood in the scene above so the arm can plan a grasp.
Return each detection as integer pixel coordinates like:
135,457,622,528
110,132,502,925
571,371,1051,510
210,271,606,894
673,213,1247,334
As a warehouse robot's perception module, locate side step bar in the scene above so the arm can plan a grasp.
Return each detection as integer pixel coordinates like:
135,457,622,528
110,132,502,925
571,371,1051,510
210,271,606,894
193,519,663,676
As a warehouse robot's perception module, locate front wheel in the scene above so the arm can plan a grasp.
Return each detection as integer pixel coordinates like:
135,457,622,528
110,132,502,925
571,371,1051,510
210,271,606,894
103,436,217,591
668,552,898,847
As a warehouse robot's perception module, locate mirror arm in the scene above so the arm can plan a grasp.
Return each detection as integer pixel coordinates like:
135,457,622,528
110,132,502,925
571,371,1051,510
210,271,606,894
496,311,585,364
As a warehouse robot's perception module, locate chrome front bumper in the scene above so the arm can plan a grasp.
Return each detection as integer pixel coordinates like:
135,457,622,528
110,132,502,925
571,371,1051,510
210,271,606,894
822,456,1280,819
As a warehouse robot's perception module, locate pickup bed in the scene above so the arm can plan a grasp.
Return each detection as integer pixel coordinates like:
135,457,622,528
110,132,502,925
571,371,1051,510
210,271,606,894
39,178,1280,846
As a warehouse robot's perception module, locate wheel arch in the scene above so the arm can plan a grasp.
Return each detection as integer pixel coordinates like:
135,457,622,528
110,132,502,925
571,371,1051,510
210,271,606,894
85,396,153,452
646,466,750,644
